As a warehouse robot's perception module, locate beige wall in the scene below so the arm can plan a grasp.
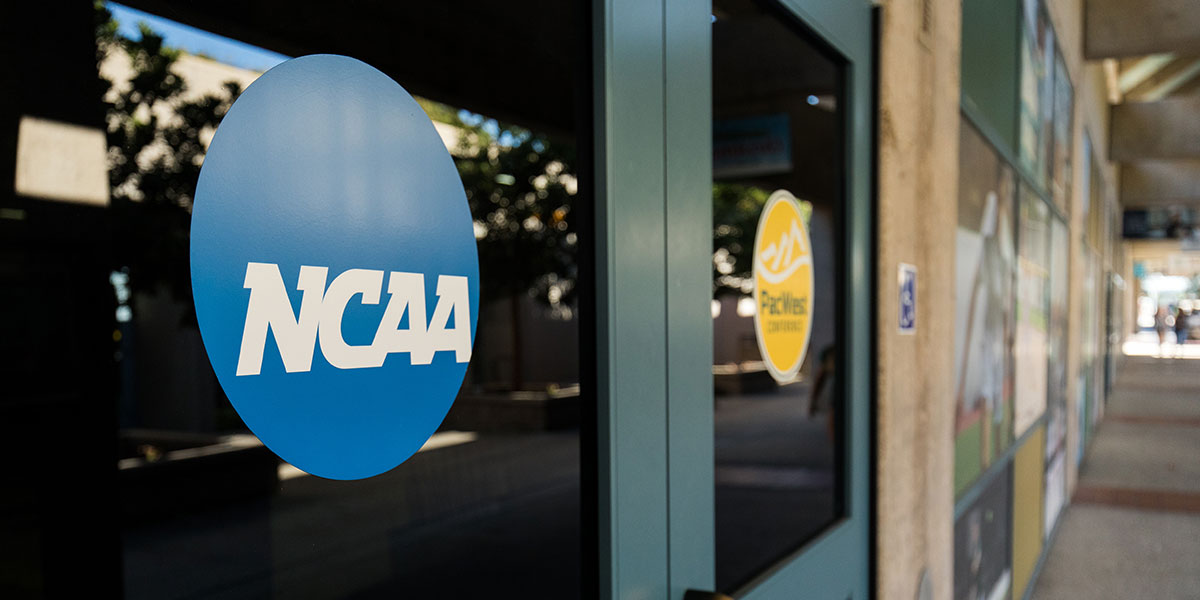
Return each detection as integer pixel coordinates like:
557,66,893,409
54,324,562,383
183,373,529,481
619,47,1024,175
1046,0,1123,497
874,0,1125,597
873,0,960,597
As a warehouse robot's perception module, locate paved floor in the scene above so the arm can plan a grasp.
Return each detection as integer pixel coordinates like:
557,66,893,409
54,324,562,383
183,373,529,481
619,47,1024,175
1032,354,1200,600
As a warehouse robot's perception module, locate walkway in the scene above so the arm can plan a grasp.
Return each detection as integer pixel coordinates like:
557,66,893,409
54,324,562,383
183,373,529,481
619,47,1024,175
1032,354,1200,599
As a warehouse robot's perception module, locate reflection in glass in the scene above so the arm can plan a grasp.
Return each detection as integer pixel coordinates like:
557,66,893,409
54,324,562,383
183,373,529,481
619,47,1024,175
93,4,586,598
712,1,844,591
1018,0,1053,187
1049,51,1073,214
953,464,1013,600
1013,186,1050,436
1043,217,1069,535
954,120,1016,497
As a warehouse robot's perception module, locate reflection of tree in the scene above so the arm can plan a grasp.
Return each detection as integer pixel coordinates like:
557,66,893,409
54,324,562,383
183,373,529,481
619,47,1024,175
712,183,810,296
442,113,579,389
448,116,578,317
93,5,579,390
95,4,240,314
713,183,768,296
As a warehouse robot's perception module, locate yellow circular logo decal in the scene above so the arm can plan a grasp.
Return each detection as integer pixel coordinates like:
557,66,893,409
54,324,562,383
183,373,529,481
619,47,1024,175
753,190,814,383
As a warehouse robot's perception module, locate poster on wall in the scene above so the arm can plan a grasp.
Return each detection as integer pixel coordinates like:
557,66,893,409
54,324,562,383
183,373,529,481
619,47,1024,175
1044,451,1065,536
1079,251,1098,453
1050,51,1073,215
954,466,1014,600
1076,372,1088,467
1018,0,1052,187
955,120,1017,496
1014,187,1050,435
1012,427,1046,599
1094,270,1109,424
1044,217,1069,536
1038,17,1055,187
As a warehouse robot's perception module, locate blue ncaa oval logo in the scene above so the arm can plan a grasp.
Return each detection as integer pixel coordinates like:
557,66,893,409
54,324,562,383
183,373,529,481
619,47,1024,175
191,55,479,480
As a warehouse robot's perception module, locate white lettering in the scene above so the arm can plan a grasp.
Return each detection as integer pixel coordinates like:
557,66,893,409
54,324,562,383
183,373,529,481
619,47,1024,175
427,275,472,363
237,263,327,376
234,263,472,375
318,268,385,369
372,271,429,364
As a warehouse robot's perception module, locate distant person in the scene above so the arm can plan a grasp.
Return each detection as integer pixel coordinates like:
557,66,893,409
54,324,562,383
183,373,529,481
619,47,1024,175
1166,213,1184,238
1155,306,1170,356
1175,307,1191,356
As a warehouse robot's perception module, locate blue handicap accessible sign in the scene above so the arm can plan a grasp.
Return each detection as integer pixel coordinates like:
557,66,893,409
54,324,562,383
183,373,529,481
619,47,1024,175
898,263,916,334
191,55,479,480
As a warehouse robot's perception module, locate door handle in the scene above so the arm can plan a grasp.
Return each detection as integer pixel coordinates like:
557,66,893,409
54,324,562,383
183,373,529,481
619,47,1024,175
684,591,735,600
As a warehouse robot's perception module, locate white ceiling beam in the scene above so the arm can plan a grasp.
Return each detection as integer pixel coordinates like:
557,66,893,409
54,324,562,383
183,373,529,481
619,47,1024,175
1139,58,1200,102
1117,53,1176,94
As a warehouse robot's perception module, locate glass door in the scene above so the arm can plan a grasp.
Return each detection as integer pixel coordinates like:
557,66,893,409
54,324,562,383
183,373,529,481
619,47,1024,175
661,0,874,597
4,3,596,598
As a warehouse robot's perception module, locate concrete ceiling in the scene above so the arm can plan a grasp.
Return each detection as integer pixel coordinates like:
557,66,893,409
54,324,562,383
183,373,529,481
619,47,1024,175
1087,0,1200,213
1086,0,1200,60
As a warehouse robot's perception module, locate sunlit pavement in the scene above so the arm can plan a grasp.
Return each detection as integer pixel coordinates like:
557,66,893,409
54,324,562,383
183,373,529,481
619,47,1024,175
1031,349,1200,600
1121,331,1200,359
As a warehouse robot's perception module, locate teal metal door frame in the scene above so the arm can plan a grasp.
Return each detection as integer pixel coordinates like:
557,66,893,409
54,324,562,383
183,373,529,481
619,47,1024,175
593,0,874,597
593,1,671,598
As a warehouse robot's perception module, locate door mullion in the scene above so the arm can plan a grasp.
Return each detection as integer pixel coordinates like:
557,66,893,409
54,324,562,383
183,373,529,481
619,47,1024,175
664,0,716,597
595,0,671,598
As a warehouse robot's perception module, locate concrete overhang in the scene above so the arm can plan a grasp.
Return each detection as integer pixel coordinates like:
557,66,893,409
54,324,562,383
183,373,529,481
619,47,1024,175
1111,97,1200,162
1121,160,1200,208
1086,0,1200,60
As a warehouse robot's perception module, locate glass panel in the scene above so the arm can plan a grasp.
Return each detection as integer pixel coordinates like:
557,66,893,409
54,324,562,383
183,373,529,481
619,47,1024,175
1081,132,1092,246
954,119,1017,497
711,1,845,591
1043,216,1069,536
1018,0,1053,189
1013,186,1050,436
1079,251,1099,450
961,0,1021,154
12,3,592,597
1011,425,1045,599
1049,50,1073,215
953,465,1014,600
1087,151,1104,248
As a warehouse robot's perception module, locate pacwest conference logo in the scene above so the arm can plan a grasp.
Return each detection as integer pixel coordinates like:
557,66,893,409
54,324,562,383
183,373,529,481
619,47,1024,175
752,190,814,383
190,55,479,480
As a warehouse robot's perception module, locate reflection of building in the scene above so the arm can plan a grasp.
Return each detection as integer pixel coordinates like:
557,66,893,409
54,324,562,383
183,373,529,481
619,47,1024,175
101,51,261,168
98,47,581,433
4,0,1199,599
